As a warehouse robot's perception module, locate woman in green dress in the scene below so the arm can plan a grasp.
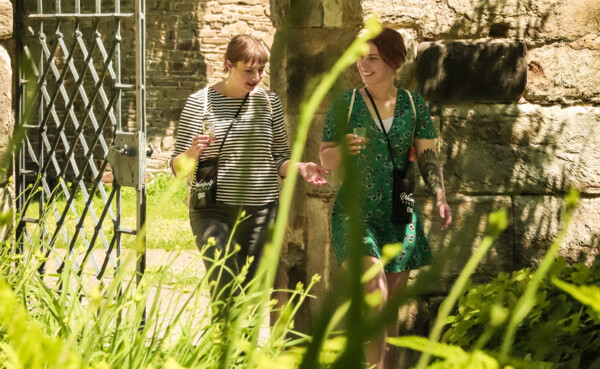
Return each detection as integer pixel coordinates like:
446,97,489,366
319,28,452,369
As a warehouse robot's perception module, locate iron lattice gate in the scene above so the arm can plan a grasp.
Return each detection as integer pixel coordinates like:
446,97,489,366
15,0,147,280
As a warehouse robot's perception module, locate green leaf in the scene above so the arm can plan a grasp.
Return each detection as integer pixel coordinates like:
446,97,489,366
387,336,467,359
552,278,600,317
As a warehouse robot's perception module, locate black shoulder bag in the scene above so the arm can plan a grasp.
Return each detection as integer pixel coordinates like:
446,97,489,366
192,90,249,208
364,87,417,225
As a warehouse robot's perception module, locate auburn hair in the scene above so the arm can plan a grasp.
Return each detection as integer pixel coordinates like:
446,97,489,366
223,34,269,72
369,28,407,70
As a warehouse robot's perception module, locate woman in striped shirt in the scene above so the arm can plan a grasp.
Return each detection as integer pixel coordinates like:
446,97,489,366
171,34,328,297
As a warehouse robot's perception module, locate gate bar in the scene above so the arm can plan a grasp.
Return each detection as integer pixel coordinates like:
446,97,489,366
29,13,134,19
135,0,147,282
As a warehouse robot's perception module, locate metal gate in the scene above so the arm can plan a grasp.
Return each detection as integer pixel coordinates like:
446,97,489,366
15,0,147,280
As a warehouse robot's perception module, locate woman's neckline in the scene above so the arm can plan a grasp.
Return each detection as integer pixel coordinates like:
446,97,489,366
357,88,400,121
209,84,258,99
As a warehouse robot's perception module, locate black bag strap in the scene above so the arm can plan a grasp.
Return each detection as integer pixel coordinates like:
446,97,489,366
217,92,249,158
195,88,249,181
364,87,398,169
364,87,417,170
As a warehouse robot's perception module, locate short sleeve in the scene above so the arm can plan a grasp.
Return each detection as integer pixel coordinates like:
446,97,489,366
322,90,354,143
169,90,205,175
268,91,292,169
410,91,438,139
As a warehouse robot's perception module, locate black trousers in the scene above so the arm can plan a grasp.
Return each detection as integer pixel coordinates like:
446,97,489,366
189,196,277,298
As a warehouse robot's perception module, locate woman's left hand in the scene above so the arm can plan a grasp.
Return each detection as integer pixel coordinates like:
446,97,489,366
298,162,329,185
436,199,452,230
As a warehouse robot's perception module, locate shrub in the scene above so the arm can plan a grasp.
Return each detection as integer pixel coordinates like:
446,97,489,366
442,259,600,368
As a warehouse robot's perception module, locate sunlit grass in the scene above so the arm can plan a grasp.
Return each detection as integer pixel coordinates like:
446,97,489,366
1,178,316,369
23,173,195,250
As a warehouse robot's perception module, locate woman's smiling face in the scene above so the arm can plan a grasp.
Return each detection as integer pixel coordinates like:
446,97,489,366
357,42,396,85
227,60,265,93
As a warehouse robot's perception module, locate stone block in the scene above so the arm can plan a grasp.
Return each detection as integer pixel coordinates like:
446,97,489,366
323,0,343,28
199,28,217,38
362,0,598,41
222,21,249,35
162,135,176,151
416,40,527,103
0,44,11,182
362,0,457,39
526,45,600,104
201,14,221,23
396,299,433,368
175,3,195,12
416,195,513,294
176,38,200,51
396,28,418,90
440,104,600,195
251,5,265,16
514,196,600,269
203,37,229,45
270,0,322,28
270,27,362,114
146,156,170,171
304,196,337,312
539,0,600,47
0,0,12,40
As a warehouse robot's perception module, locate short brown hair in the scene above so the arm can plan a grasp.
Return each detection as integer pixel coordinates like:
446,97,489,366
370,28,407,70
224,34,269,72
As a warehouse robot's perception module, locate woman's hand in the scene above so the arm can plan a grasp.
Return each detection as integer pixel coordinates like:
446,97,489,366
186,134,213,160
436,197,452,230
319,135,364,171
298,162,329,185
346,134,363,155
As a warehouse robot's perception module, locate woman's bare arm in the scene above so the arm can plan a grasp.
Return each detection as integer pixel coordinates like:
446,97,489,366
415,138,452,229
319,142,342,171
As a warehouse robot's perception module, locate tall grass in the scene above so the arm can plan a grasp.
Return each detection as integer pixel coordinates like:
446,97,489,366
1,187,319,368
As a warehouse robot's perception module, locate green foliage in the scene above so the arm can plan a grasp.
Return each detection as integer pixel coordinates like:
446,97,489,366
442,259,600,368
499,188,580,361
552,276,600,319
414,210,508,369
390,336,510,369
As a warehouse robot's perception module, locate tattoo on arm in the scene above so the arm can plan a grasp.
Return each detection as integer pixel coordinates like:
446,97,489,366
418,148,443,196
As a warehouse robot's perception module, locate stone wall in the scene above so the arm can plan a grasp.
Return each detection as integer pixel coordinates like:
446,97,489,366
0,0,13,237
269,0,600,362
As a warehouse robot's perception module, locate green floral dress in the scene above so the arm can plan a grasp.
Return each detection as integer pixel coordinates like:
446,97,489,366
322,89,438,273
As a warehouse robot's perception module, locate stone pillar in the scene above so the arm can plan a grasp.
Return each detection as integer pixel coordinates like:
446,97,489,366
269,0,363,331
0,0,13,237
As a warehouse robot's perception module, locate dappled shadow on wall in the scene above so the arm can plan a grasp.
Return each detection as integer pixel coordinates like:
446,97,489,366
412,2,600,301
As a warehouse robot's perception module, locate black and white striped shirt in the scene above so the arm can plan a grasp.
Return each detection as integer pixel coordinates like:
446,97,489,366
171,86,291,206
